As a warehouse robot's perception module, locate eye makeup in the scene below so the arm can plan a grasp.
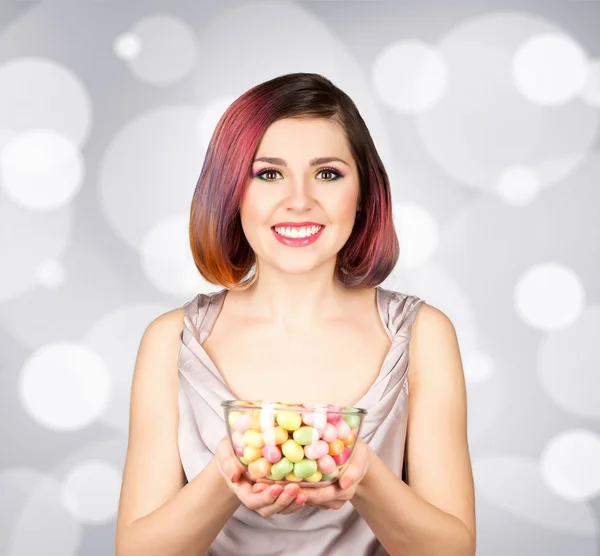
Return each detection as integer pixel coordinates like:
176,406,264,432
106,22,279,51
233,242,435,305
252,166,345,181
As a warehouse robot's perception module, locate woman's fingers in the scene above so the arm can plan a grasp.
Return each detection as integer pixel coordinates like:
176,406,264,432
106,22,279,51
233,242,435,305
256,483,305,517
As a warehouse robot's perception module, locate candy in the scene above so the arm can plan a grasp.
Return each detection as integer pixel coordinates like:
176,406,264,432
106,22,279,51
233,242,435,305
303,440,329,460
235,413,253,433
226,403,364,485
305,470,323,483
243,429,264,449
263,426,289,446
317,454,337,475
248,457,272,478
270,457,294,478
343,413,361,430
243,445,262,462
262,444,282,464
335,420,352,440
321,423,338,442
294,458,318,479
342,433,355,446
328,439,345,456
333,446,351,466
277,411,303,431
293,426,320,446
228,411,243,428
281,439,304,463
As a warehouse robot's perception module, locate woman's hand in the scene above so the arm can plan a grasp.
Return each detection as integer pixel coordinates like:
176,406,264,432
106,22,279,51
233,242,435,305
215,436,308,517
297,438,371,510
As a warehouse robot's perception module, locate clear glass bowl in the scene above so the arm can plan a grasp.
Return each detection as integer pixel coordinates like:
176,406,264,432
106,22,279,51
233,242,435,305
221,400,367,488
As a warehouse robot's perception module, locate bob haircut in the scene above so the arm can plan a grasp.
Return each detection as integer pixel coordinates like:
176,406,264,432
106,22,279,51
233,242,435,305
189,72,399,290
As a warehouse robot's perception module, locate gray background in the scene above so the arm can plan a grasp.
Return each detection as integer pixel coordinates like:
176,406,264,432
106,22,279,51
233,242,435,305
0,1,599,555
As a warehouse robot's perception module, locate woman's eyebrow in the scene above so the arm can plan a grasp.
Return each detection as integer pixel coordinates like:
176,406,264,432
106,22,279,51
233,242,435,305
253,156,350,167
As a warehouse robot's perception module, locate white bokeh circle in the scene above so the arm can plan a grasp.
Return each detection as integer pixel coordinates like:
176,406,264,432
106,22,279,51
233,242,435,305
393,202,439,269
473,455,597,536
122,14,197,86
35,259,66,289
538,304,600,419
372,40,448,113
512,32,589,106
140,214,206,296
580,59,600,107
61,459,122,523
113,32,142,61
18,342,112,431
462,350,495,384
540,429,600,501
496,166,542,206
0,129,84,211
0,57,92,146
514,262,585,331
197,95,237,152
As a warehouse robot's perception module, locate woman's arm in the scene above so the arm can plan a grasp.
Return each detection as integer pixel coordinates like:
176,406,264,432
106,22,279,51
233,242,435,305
351,304,476,556
115,309,241,556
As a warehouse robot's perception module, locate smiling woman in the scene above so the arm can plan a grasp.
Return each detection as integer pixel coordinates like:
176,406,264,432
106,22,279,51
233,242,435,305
115,72,475,556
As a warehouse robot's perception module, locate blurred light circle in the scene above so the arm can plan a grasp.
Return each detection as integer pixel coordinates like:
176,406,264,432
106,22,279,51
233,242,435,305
140,214,205,296
496,165,542,206
462,350,495,384
35,259,66,289
512,32,589,106
540,429,600,501
61,459,122,523
372,40,448,113
393,202,439,269
580,59,600,107
18,342,111,431
113,32,142,61
514,263,585,331
538,304,600,419
0,57,92,146
123,14,197,86
0,129,84,211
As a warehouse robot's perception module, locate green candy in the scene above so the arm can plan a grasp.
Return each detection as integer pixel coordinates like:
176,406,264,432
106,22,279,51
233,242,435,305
294,458,318,479
343,413,361,429
292,426,319,445
267,473,284,481
271,457,294,477
239,456,250,466
321,471,338,481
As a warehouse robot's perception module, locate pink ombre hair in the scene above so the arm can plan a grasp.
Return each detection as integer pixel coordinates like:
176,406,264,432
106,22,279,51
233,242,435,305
189,72,399,290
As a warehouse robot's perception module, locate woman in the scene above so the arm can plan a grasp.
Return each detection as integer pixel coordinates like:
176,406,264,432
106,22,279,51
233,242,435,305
115,73,476,556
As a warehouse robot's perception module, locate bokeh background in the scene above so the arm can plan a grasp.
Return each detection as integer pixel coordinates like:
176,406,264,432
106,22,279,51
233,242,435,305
1,0,599,554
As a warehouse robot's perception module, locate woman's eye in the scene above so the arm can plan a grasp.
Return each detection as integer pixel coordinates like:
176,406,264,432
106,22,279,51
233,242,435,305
256,168,342,181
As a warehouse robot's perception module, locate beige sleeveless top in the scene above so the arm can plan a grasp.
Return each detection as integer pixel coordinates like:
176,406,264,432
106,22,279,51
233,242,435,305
178,286,425,556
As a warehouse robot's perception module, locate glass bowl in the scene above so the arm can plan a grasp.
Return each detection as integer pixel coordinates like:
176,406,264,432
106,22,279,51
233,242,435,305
221,400,367,488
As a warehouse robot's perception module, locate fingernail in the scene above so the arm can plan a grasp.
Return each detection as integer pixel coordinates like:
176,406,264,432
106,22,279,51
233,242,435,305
296,495,306,505
340,479,351,490
270,486,283,496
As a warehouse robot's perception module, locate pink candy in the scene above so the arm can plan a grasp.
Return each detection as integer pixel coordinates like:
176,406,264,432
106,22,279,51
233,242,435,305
234,413,252,433
317,454,337,475
262,444,282,463
304,440,329,460
321,422,338,442
333,446,351,466
234,444,245,457
232,430,245,447
335,420,351,440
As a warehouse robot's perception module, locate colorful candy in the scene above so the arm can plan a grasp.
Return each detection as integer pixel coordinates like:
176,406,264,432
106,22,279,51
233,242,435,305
225,403,364,485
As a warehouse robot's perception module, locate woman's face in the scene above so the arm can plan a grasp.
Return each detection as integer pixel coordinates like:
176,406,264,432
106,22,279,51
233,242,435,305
240,117,361,277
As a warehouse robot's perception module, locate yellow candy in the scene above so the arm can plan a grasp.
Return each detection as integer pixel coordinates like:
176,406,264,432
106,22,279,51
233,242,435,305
248,457,272,479
263,426,289,446
285,472,303,483
228,411,243,429
244,429,265,449
281,439,304,463
276,411,302,431
243,445,262,462
250,410,262,430
305,471,323,483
